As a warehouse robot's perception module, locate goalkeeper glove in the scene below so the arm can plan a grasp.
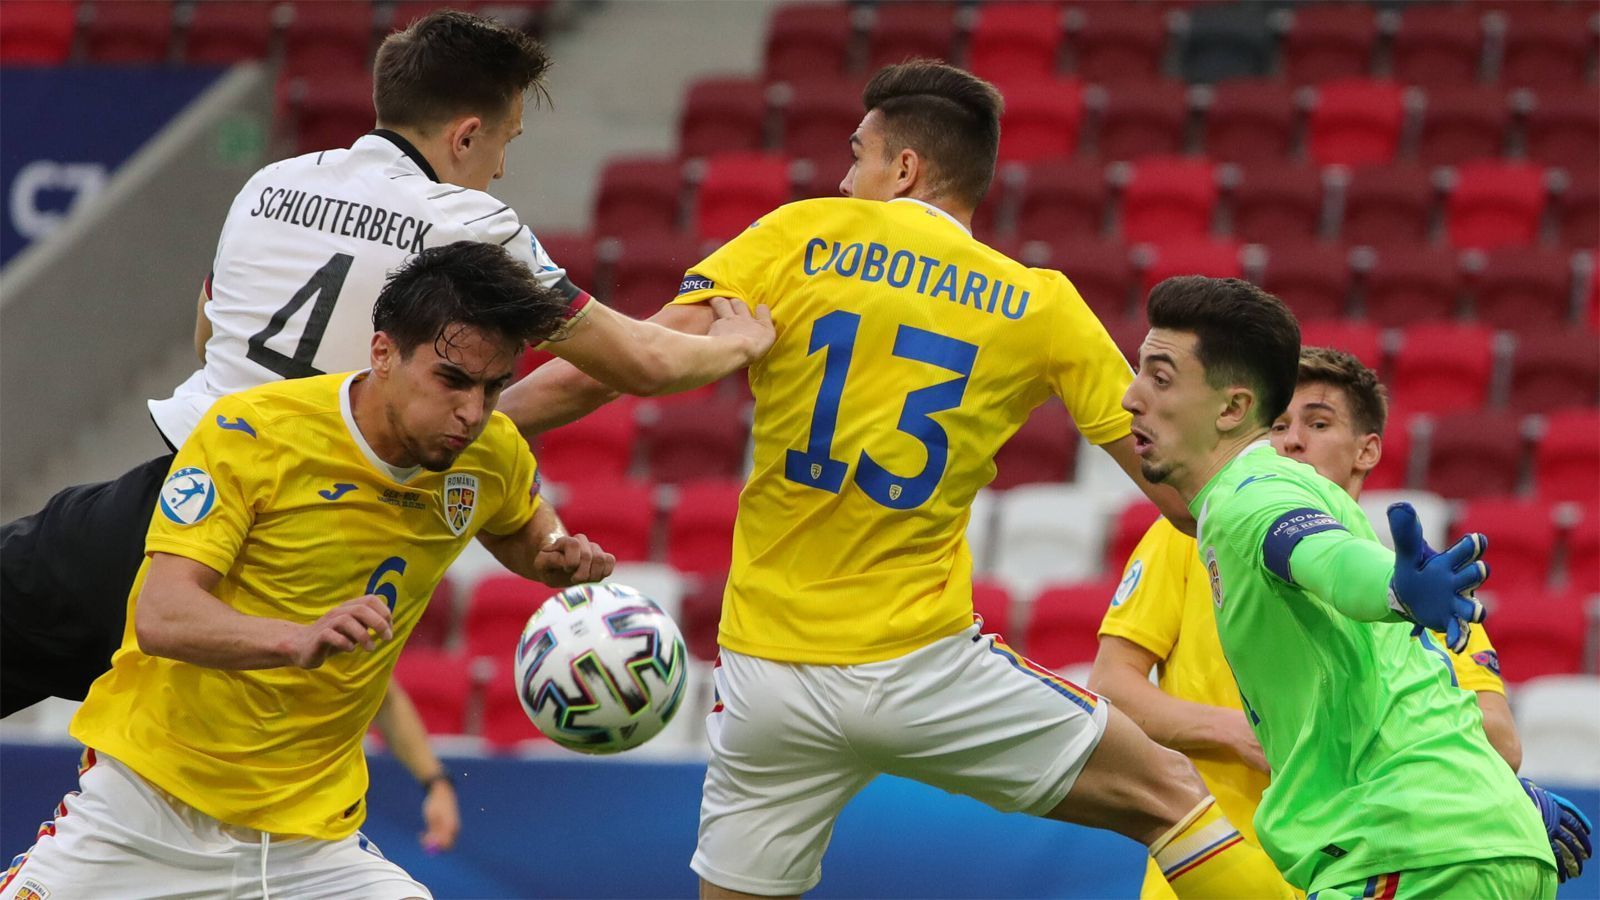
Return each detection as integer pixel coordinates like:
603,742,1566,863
1385,502,1487,652
1522,777,1593,882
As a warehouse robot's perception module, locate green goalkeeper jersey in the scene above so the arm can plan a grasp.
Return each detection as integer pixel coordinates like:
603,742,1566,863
1192,442,1551,891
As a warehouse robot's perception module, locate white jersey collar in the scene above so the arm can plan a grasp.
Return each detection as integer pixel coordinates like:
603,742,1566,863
341,371,422,484
362,129,440,182
888,197,972,235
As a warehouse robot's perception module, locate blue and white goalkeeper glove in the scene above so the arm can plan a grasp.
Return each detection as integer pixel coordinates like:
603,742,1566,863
1385,502,1487,653
1522,777,1593,882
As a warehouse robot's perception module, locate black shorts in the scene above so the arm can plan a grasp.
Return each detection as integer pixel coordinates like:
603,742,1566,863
1,453,175,716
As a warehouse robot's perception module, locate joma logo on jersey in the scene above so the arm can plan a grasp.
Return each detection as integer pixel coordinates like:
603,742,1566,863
443,473,478,536
1205,547,1223,609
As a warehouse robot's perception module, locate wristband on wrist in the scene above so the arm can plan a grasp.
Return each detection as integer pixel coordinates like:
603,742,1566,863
420,772,454,793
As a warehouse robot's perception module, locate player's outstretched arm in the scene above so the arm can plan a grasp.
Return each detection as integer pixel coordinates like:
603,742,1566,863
1099,435,1198,535
555,298,770,396
476,500,616,588
373,684,460,852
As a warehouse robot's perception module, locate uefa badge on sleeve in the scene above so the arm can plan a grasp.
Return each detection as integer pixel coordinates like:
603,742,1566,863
443,473,479,536
158,467,217,526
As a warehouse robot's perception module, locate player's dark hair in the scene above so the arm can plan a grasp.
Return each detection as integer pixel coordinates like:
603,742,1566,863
374,241,569,358
1146,276,1301,427
862,60,1005,208
374,10,551,131
1297,346,1389,436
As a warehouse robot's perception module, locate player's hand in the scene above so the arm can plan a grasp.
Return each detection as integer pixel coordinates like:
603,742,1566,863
289,595,393,668
1522,777,1593,882
1385,502,1487,653
707,296,775,363
1217,710,1270,773
533,533,616,587
420,778,461,853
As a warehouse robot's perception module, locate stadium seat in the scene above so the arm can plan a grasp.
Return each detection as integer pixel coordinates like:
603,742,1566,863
1445,160,1546,250
694,154,792,242
1557,169,1598,248
679,77,769,160
290,71,375,155
533,232,599,299
480,658,547,750
1202,79,1298,164
1500,6,1599,89
1229,164,1324,244
1105,499,1160,574
1339,164,1436,246
83,0,172,63
1299,319,1383,371
1414,86,1510,167
1095,80,1191,162
0,0,78,64
1358,489,1451,550
282,0,374,73
389,1,487,31
640,394,749,484
677,572,726,661
1533,408,1600,501
1523,89,1600,175
1014,160,1106,242
1281,4,1377,84
1258,242,1350,322
993,485,1111,593
1121,156,1217,245
535,395,639,487
407,576,457,650
183,1,276,65
391,648,473,736
606,234,704,319
1509,328,1600,413
554,480,657,563
465,574,560,660
1366,406,1414,491
1361,245,1463,326
972,578,1015,637
594,156,682,240
1389,5,1485,88
865,1,957,69
1473,248,1574,332
666,480,743,575
992,402,1079,490
1423,412,1526,500
1308,79,1406,167
1481,596,1589,684
1070,3,1168,82
1389,323,1495,414
1566,507,1600,594
1025,578,1123,669
779,78,864,181
1516,675,1600,783
995,79,1084,164
763,3,853,83
966,2,1063,85
1034,238,1134,321
1101,314,1148,365
1452,497,1556,593
1178,3,1273,83
1138,238,1242,294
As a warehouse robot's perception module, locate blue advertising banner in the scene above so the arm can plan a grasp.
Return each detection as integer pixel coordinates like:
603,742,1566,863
0,67,223,266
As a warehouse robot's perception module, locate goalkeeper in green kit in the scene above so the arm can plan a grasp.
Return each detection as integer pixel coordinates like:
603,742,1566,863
1119,275,1589,898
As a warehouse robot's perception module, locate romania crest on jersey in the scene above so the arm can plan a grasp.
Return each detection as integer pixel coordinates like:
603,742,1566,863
443,473,479,536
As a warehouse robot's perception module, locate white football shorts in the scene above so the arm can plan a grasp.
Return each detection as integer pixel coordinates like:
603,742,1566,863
692,622,1110,896
0,750,431,900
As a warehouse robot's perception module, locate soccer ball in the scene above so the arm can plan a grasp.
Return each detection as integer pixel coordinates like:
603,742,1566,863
512,582,689,754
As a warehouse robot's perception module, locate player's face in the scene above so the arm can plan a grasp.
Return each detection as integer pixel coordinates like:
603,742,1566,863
380,324,521,471
840,110,899,201
457,95,525,192
1270,383,1379,493
1122,328,1230,486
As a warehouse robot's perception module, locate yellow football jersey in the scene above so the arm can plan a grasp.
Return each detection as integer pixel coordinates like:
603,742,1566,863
672,197,1133,664
71,371,540,839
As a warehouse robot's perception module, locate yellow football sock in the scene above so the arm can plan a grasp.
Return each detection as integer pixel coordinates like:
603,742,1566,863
1149,796,1295,900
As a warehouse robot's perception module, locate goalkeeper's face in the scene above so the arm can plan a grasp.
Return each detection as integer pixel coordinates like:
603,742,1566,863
1123,328,1231,488
1269,383,1380,497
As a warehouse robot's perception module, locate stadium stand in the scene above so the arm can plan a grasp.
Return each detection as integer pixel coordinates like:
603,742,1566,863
0,0,79,64
1280,4,1377,85
1307,79,1406,167
1024,578,1123,669
966,2,1062,86
1228,163,1325,245
1201,78,1298,164
554,480,658,563
83,0,174,64
594,156,683,240
391,647,474,737
535,395,641,487
1454,498,1559,593
1388,4,1485,89
992,401,1080,490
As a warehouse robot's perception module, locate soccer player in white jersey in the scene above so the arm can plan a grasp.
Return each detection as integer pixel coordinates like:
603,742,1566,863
0,9,772,716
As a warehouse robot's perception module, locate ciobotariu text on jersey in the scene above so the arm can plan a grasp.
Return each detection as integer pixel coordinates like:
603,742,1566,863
802,238,1031,320
248,187,433,252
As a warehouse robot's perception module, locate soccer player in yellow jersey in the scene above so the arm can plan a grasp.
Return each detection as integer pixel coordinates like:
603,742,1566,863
0,242,618,900
502,61,1291,900
1091,345,1525,899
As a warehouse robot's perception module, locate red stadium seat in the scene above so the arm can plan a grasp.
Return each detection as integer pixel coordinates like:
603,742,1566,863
1423,412,1526,499
1390,323,1496,415
1202,79,1298,164
1025,578,1122,669
1281,4,1377,84
1339,164,1436,247
410,576,458,650
1122,156,1217,245
780,78,863,182
694,154,792,242
679,77,768,160
1229,163,1324,244
465,574,560,660
967,3,1063,86
282,0,373,72
1299,319,1383,371
1501,7,1598,89
640,394,749,484
1035,238,1134,320
184,0,276,65
1367,406,1414,491
289,70,375,155
993,402,1079,490
391,648,473,736
972,579,1015,637
1014,160,1105,242
84,0,172,63
1096,80,1190,162
678,573,726,661
1524,89,1600,175
1106,500,1160,573
535,396,639,487
1139,238,1241,293
995,79,1084,164
1415,86,1510,167
1259,242,1350,322
554,480,656,562
1567,508,1600,594
534,232,599,300
1453,497,1556,593
1557,170,1598,249
594,156,682,240
1534,408,1600,501
1308,79,1405,167
667,480,742,576
1509,328,1600,413
1446,161,1546,250
607,234,704,319
1362,245,1463,327
480,658,548,750
1390,5,1484,88
389,2,488,31
763,3,853,84
1474,248,1573,332
0,0,78,64
1480,592,1589,683
1071,3,1168,82
866,1,957,69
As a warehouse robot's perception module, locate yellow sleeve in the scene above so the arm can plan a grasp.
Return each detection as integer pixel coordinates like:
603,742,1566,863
477,416,542,537
1445,624,1505,696
1098,520,1190,660
1045,274,1135,445
143,393,276,578
669,204,793,309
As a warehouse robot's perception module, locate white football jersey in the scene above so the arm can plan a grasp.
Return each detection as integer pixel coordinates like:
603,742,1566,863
149,130,589,447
